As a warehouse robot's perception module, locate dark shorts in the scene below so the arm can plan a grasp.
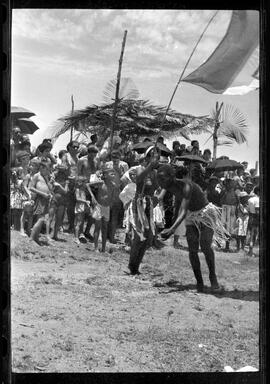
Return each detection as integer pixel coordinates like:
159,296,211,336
248,213,259,228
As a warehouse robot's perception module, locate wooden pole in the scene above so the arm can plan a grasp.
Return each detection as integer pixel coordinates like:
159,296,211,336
109,30,128,154
154,10,219,150
212,101,223,160
70,94,74,141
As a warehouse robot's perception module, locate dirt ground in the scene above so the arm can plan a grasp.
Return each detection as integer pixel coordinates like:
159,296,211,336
11,228,259,373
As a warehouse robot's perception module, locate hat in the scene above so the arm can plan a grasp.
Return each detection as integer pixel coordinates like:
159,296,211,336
144,145,155,157
87,145,99,153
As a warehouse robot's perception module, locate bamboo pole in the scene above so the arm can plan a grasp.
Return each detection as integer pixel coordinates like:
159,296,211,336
212,101,223,160
109,30,128,154
70,94,74,141
154,10,219,150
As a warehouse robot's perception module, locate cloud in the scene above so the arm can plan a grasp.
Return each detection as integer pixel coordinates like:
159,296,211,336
12,10,234,86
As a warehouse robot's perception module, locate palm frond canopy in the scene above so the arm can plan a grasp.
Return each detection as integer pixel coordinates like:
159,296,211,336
51,99,214,142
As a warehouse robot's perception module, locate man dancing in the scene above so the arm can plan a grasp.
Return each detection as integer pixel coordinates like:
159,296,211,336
157,165,228,293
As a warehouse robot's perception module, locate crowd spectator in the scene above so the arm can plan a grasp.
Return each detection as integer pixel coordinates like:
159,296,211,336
10,131,260,263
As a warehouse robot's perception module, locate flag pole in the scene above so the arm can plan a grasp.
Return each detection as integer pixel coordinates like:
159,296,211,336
109,30,128,154
154,10,219,149
70,94,74,141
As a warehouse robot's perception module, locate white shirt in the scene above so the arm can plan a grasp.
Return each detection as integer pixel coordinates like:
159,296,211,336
248,195,259,214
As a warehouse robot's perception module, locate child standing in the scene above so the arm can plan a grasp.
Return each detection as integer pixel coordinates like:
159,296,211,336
10,167,29,231
47,166,69,241
74,176,90,244
29,161,53,244
90,168,117,252
235,191,250,251
20,158,41,236
220,178,238,252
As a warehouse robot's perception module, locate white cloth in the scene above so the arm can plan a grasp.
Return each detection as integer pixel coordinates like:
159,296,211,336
119,182,136,206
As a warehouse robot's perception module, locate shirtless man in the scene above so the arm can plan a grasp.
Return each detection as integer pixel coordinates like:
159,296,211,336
63,140,80,232
77,144,100,179
29,161,53,244
157,164,226,293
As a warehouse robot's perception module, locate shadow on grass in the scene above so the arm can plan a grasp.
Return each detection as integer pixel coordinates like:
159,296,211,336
156,281,259,302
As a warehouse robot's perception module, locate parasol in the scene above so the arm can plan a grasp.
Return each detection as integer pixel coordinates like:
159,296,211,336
176,154,207,163
132,141,172,156
207,158,244,171
12,117,40,134
11,106,36,118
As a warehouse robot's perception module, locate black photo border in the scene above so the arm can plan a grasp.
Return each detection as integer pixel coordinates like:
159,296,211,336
1,0,269,383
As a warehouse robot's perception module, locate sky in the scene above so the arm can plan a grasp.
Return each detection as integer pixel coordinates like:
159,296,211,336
11,9,259,168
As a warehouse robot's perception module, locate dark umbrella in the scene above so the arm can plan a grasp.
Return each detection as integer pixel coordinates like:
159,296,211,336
132,141,172,156
11,106,36,118
13,118,40,134
207,158,244,172
176,154,207,164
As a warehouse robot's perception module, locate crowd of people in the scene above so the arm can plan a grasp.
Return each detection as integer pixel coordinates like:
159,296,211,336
10,126,260,293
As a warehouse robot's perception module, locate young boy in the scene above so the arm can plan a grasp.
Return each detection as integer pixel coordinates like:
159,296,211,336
89,168,118,252
29,161,53,244
48,165,69,241
74,176,91,244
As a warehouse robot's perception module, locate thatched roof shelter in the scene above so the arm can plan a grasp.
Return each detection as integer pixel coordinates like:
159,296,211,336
50,99,214,143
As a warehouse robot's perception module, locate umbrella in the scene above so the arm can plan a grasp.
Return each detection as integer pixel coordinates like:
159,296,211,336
11,106,36,118
207,158,244,171
132,141,172,156
13,118,40,134
176,154,207,164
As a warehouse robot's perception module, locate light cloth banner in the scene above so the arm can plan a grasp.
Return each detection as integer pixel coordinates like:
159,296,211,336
183,11,259,95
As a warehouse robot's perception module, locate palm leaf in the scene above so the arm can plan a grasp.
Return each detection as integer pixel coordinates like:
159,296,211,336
218,104,248,144
103,77,140,103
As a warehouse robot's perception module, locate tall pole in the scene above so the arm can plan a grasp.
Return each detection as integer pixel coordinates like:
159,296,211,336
212,101,223,160
109,30,128,154
70,94,74,141
154,10,218,149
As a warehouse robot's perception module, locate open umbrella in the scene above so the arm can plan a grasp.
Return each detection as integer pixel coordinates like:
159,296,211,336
176,154,207,163
207,158,243,172
11,106,36,118
132,141,172,156
12,117,40,135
